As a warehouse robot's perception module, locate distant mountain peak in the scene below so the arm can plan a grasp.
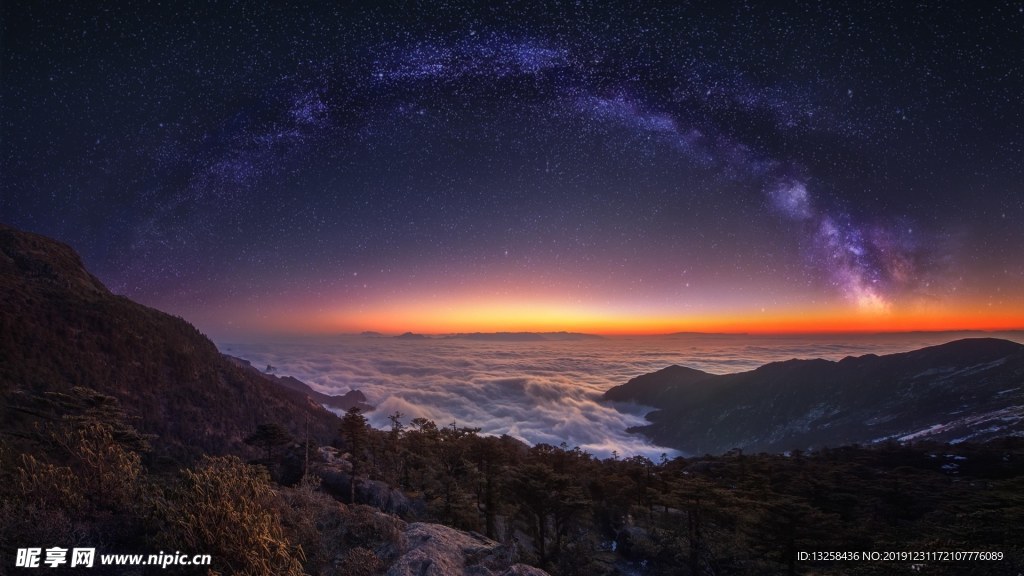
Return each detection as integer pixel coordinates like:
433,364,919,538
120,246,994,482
225,355,373,413
603,364,715,405
902,337,1024,363
654,364,714,377
442,331,603,341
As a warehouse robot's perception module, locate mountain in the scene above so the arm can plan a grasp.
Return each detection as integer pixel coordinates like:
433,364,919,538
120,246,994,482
226,355,373,413
603,364,716,406
0,223,342,461
603,338,1024,455
442,331,603,342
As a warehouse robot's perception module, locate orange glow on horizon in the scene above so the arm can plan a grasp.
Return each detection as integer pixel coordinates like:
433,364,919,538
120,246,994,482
233,295,1024,336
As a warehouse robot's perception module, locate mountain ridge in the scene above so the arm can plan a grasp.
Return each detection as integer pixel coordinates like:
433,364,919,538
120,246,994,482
442,331,604,341
603,338,1024,455
225,354,373,413
0,223,343,461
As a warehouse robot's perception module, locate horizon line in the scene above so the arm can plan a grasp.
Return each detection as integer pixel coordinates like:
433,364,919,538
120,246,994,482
210,327,1024,340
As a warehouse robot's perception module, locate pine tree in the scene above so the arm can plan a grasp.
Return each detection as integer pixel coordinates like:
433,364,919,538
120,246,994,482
245,422,293,460
339,407,369,504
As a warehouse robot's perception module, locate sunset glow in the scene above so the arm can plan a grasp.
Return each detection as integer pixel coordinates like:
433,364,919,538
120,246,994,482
210,292,1024,337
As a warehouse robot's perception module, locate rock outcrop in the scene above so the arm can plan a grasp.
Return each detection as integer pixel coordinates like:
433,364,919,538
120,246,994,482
388,523,549,576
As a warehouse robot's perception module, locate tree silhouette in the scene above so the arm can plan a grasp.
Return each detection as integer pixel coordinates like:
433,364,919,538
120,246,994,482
245,422,293,460
339,407,369,504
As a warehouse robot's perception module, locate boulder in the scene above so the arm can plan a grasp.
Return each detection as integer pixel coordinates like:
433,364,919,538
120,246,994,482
387,522,549,576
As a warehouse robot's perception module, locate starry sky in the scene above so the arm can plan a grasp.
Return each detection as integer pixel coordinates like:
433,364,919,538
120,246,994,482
3,1,1023,337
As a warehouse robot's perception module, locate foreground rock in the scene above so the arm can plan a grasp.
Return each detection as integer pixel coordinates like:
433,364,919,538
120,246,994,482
388,523,549,576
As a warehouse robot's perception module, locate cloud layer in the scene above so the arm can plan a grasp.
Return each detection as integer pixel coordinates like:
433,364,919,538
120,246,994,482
221,333,1023,458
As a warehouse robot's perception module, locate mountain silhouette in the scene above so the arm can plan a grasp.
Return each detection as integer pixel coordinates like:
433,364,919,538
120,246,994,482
0,223,346,462
604,338,1024,454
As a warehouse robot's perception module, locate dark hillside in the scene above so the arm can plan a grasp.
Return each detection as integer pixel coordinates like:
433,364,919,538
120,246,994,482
0,223,340,461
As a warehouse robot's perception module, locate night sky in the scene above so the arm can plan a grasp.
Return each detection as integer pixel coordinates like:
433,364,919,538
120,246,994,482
3,1,1023,336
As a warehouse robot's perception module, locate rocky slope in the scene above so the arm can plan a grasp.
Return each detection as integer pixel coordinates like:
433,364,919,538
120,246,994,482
388,523,549,576
604,338,1024,454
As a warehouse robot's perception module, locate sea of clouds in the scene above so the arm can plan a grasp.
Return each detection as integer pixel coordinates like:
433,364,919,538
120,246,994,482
220,332,1023,459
